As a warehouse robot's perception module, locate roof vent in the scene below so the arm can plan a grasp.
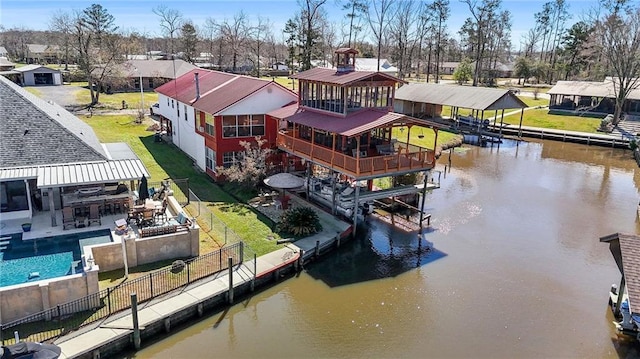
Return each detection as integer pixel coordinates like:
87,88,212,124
194,72,200,101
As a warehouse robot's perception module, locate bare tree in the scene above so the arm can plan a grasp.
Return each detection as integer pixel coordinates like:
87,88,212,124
427,0,449,83
388,1,416,79
460,0,502,86
49,11,74,70
249,16,272,77
219,11,250,73
153,5,183,55
367,0,395,71
599,7,640,124
72,4,123,106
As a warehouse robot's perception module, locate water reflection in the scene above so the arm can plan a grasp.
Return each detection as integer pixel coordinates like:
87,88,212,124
306,221,447,287
127,139,640,359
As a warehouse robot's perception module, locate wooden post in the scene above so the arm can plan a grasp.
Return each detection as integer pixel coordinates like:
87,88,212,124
131,293,141,349
518,108,524,138
228,257,234,304
353,183,360,236
419,171,429,226
615,277,626,317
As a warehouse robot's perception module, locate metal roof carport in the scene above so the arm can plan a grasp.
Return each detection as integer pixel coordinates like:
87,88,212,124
394,83,528,137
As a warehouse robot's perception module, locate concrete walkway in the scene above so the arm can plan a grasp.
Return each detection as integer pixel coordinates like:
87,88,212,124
54,247,299,358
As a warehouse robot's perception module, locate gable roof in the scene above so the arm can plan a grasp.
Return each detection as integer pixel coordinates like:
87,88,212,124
112,59,198,79
548,79,640,100
14,65,60,73
0,47,8,55
0,75,107,168
395,83,528,111
155,68,291,115
354,58,398,73
601,233,640,314
291,67,404,86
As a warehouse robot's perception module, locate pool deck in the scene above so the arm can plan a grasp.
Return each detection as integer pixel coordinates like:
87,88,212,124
0,209,130,240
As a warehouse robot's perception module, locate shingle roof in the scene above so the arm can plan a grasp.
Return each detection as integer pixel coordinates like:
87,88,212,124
155,69,291,115
395,83,528,111
113,59,198,79
601,233,640,314
0,75,107,168
290,67,404,86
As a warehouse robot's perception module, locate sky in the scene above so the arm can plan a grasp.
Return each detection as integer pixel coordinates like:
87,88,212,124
0,0,602,47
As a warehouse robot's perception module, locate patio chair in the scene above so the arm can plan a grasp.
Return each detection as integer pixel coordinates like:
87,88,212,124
140,209,155,227
62,207,75,230
88,204,101,226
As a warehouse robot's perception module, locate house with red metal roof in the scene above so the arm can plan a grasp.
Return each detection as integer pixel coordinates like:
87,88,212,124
154,69,297,178
267,48,445,230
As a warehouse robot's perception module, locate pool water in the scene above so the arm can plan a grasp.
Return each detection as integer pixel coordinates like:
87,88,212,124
0,230,112,287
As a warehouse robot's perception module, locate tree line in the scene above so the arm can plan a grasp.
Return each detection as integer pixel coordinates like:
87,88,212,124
0,0,638,122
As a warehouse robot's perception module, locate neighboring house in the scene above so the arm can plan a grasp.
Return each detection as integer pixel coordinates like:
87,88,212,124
0,57,16,71
273,62,288,71
153,69,297,179
26,44,59,64
0,75,148,225
14,65,63,86
353,57,399,76
439,62,460,75
548,78,640,116
0,46,8,58
103,59,198,92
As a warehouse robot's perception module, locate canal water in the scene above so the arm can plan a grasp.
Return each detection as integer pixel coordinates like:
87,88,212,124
125,139,640,359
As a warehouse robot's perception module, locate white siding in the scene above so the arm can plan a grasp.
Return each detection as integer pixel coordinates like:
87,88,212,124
174,101,205,171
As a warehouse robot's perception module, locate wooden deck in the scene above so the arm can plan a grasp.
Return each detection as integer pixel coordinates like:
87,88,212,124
276,132,436,179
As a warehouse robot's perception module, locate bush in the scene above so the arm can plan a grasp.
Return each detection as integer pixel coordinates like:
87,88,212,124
276,207,322,237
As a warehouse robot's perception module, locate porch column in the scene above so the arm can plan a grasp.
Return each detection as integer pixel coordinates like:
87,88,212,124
48,188,56,226
25,179,33,217
615,276,626,317
518,108,524,138
499,109,505,138
331,133,337,166
355,137,361,175
419,170,429,226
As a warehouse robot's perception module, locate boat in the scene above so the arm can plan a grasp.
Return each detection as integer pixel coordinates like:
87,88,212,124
306,177,374,221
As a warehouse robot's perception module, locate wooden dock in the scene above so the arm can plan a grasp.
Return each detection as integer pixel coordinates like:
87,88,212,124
372,208,422,232
489,124,630,148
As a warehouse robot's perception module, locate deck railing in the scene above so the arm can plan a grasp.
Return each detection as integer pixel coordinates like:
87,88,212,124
277,131,436,178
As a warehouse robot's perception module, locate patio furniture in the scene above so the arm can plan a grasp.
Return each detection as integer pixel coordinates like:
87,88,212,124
154,199,168,223
140,209,155,227
62,207,75,230
88,204,101,226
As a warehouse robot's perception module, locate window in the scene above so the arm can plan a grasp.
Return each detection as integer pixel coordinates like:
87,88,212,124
222,151,242,168
221,115,265,138
205,113,215,136
171,99,174,108
184,105,188,121
205,147,216,172
167,97,169,106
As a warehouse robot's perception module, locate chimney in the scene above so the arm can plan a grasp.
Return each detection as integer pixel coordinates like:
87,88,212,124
194,72,200,101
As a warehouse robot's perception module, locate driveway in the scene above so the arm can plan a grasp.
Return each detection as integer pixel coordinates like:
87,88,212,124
29,84,86,110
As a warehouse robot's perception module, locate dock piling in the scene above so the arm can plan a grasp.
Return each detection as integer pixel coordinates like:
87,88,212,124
131,293,140,350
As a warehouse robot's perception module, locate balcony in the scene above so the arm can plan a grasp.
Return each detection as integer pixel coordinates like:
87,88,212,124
276,131,436,179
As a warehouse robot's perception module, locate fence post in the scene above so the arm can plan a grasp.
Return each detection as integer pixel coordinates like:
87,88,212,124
228,257,234,304
239,242,244,264
107,287,112,315
251,253,256,292
187,261,191,284
219,247,223,270
315,240,320,257
131,293,141,350
149,273,154,298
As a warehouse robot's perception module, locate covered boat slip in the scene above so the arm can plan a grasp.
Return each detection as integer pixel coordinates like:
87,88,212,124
393,83,528,136
600,233,640,340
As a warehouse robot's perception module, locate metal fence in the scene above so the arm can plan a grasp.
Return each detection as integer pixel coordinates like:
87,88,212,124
186,190,244,246
0,242,245,345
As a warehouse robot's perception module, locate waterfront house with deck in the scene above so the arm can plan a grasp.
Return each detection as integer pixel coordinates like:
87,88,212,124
548,78,640,118
153,69,297,180
268,48,445,231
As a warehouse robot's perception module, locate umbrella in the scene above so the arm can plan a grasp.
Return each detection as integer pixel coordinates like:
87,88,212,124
263,173,305,190
0,341,62,359
138,175,149,202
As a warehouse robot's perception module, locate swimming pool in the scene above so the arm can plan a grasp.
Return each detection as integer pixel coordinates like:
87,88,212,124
0,230,112,287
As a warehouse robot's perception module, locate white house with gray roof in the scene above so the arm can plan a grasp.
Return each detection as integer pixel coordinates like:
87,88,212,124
0,75,148,227
14,65,63,86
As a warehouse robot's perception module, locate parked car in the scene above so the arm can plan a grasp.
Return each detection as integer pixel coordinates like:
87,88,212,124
150,102,159,115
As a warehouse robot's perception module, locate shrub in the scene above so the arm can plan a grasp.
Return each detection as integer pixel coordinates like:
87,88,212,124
276,207,322,237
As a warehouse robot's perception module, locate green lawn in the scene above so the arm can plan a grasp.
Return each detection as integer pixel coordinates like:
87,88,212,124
260,76,295,91
518,97,549,108
502,108,601,133
391,126,460,150
85,114,281,256
76,89,159,110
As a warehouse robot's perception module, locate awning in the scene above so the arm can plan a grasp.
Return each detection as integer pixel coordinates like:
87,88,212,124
0,159,150,189
282,109,407,137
